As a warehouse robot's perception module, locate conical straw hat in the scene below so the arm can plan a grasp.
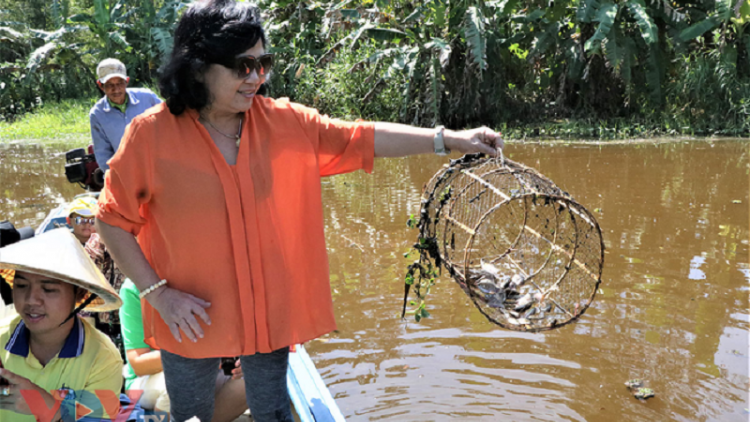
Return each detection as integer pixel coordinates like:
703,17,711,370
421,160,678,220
0,228,121,312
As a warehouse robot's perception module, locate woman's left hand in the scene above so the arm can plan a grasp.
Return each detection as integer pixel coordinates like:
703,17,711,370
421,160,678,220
444,127,503,156
0,368,57,415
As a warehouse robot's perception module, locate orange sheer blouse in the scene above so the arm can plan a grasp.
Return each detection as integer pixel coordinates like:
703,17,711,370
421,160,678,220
96,97,374,358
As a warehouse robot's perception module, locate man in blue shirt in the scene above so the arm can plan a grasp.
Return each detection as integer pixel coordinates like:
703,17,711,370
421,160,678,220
89,58,162,171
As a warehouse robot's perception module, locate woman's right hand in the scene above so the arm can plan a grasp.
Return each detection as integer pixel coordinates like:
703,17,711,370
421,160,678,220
95,220,212,342
148,286,211,343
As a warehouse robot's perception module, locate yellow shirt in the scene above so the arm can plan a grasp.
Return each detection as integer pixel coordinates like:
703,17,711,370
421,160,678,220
0,315,123,421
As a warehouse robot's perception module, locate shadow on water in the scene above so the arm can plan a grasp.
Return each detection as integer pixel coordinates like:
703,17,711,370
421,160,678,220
1,139,748,421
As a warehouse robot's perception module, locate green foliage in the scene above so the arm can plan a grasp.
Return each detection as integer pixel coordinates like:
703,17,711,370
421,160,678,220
627,0,658,45
255,0,749,132
1,0,749,136
679,18,721,42
584,3,618,53
464,6,487,73
0,0,186,121
578,0,601,23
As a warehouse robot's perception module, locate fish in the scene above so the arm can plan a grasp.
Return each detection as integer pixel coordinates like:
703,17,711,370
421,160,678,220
487,294,505,308
524,307,539,318
510,274,526,289
624,379,643,389
497,275,512,290
469,268,498,284
477,279,499,295
495,291,506,303
505,289,521,299
480,260,501,276
513,293,535,312
633,388,654,400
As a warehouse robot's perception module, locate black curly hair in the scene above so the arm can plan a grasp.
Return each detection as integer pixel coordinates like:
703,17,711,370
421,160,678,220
158,0,267,115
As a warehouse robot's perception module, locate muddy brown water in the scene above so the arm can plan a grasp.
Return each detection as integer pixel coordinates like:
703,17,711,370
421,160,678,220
1,139,748,421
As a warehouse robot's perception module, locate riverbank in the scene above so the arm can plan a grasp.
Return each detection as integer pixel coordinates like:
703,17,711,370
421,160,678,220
1,98,748,145
0,99,95,146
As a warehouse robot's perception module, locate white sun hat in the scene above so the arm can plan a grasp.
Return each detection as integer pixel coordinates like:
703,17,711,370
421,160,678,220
0,228,122,312
97,58,128,84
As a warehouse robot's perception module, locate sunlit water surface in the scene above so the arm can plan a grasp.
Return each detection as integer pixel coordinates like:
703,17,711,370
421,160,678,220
1,139,748,421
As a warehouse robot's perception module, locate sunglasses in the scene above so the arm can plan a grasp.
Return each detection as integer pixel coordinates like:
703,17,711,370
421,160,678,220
231,54,274,79
74,217,95,225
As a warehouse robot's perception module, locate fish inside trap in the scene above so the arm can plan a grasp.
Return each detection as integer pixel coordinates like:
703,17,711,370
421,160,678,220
405,153,604,332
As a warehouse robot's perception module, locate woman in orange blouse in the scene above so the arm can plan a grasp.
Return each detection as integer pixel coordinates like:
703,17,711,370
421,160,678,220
95,1,502,421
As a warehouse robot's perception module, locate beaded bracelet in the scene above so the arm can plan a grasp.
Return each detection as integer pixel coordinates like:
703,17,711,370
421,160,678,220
139,279,168,299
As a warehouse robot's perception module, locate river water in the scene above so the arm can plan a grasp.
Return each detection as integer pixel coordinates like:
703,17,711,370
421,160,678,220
1,139,748,421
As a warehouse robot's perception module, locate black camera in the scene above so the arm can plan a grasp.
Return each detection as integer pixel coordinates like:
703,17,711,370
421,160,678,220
0,220,34,305
65,145,103,192
0,220,33,248
221,357,238,376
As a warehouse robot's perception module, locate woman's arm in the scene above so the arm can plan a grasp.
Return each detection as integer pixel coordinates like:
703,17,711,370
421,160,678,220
94,220,160,291
127,348,163,377
95,220,212,343
373,123,502,158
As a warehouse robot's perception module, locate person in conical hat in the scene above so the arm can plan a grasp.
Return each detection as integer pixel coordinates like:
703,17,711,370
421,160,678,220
0,228,123,421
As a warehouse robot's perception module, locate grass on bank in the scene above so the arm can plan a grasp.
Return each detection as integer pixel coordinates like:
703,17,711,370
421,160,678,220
0,99,95,145
1,98,748,145
499,117,750,141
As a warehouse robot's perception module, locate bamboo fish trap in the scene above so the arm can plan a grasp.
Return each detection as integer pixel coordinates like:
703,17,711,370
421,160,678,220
408,153,604,332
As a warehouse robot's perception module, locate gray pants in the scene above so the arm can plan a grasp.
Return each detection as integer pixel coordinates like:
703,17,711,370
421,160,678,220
161,347,293,422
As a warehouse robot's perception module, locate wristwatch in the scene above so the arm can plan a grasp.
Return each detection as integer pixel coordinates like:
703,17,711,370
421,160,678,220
433,126,451,156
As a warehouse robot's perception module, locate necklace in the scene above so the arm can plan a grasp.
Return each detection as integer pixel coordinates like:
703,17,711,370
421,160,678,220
201,116,243,147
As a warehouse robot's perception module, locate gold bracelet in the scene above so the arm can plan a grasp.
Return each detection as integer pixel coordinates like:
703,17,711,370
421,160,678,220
139,279,168,299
